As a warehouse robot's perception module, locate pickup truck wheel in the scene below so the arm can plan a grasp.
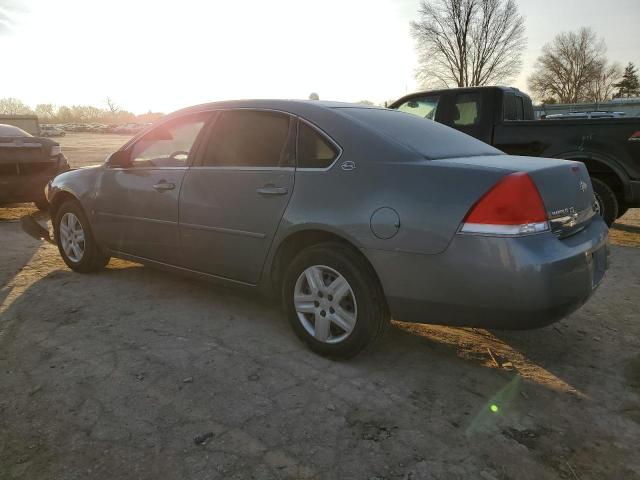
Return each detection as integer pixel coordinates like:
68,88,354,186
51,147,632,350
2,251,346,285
283,243,389,359
54,200,110,273
591,178,618,227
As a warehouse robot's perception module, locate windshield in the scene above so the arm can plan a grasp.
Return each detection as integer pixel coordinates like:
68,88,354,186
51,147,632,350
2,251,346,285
0,124,32,137
335,107,501,160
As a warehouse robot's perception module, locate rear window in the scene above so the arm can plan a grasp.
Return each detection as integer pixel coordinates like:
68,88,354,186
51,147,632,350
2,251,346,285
336,107,501,160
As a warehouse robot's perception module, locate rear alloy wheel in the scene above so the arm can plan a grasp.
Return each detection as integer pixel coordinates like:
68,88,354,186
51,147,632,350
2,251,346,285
294,265,358,344
591,177,618,227
55,200,110,273
283,243,389,358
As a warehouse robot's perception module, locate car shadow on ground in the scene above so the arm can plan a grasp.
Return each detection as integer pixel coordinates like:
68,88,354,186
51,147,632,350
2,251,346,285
0,208,48,305
2,257,639,479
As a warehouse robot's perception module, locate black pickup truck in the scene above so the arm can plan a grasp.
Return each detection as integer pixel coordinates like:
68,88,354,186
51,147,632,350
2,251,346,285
389,86,640,226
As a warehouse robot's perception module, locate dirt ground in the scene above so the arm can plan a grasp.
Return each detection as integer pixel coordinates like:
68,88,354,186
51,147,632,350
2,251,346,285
1,141,640,479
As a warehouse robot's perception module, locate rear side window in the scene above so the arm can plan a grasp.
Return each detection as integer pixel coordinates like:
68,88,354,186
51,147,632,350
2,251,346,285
395,95,439,120
297,122,339,169
453,93,481,126
201,110,292,167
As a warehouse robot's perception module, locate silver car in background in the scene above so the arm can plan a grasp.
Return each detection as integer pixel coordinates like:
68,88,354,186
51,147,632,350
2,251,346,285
45,100,609,358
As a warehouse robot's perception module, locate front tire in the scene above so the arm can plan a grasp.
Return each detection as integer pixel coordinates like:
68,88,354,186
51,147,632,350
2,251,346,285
591,178,618,227
282,243,389,359
54,200,110,273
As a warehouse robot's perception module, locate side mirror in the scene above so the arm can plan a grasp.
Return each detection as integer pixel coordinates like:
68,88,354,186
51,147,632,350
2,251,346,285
105,150,131,168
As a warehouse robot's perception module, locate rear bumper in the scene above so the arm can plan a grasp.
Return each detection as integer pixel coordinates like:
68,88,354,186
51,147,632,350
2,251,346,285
0,158,69,204
364,217,609,329
0,171,55,203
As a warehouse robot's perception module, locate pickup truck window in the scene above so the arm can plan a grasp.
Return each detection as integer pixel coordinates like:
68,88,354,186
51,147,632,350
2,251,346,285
515,96,525,120
395,96,439,120
453,93,481,126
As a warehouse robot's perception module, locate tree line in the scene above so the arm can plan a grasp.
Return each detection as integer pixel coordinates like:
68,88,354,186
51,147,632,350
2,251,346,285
412,0,639,104
0,97,163,125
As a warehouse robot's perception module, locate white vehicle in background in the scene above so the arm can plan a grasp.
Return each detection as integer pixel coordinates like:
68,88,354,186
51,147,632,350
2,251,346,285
40,125,66,137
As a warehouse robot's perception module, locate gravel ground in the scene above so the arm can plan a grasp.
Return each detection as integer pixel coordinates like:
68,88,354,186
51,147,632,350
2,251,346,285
1,205,639,480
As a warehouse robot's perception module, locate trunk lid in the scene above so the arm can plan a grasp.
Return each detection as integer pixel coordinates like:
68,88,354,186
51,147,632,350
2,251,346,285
435,155,599,237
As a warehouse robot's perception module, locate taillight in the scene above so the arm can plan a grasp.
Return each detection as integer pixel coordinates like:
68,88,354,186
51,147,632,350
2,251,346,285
628,131,640,142
460,172,549,236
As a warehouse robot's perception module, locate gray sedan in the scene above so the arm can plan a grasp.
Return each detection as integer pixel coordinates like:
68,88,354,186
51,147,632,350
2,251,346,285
45,100,609,358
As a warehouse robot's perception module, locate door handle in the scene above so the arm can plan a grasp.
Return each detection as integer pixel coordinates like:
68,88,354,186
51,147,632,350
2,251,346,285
257,185,288,195
153,182,175,192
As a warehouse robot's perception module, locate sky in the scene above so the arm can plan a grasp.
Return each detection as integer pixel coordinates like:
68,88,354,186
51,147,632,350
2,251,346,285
0,0,639,114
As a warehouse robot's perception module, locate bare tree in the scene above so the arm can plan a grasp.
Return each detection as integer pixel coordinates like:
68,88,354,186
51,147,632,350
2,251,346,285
0,97,33,115
105,97,120,114
35,103,57,120
411,0,526,88
587,63,622,103
528,27,613,103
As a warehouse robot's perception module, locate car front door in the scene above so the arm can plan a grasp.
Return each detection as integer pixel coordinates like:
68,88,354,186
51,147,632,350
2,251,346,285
178,109,295,284
93,112,211,263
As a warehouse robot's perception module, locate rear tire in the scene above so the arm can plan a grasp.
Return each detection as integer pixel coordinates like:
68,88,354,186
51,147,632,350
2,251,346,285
282,242,389,359
591,178,618,227
54,200,110,273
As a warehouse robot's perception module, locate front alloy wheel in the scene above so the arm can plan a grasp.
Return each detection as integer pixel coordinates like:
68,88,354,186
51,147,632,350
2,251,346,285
59,212,86,263
55,199,110,273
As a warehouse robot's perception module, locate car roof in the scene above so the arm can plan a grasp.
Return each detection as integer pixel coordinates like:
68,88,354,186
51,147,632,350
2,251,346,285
168,99,381,119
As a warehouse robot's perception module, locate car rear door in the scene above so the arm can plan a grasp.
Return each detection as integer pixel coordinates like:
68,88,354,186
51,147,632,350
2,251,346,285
178,109,296,284
92,112,211,263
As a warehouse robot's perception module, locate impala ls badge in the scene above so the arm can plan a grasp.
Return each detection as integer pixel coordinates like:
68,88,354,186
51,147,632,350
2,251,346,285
579,181,588,192
341,161,356,171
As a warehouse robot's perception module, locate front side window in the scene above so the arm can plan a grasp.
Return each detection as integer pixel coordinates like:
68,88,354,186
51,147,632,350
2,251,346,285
297,122,339,169
453,93,481,126
395,96,439,120
201,110,292,167
129,113,209,167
